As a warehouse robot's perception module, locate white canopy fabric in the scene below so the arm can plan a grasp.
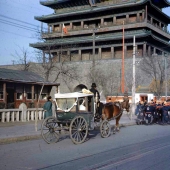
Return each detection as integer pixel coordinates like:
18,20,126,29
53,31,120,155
54,92,94,99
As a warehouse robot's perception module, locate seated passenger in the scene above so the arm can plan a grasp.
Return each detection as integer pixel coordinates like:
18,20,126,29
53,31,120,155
79,99,86,111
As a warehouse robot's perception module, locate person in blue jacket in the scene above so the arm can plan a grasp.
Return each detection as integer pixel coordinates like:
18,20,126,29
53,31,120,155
160,101,170,125
43,96,53,119
135,101,140,115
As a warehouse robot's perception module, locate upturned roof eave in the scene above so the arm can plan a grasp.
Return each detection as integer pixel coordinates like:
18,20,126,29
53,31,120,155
40,0,170,9
40,0,70,7
151,35,170,52
151,0,170,8
149,1,170,22
29,32,170,53
35,0,170,23
30,30,151,48
160,0,170,8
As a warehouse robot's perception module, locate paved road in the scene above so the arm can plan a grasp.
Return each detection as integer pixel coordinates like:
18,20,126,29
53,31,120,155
0,124,170,170
0,113,135,144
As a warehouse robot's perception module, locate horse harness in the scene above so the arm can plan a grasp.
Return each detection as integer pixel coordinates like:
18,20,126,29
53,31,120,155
103,101,123,120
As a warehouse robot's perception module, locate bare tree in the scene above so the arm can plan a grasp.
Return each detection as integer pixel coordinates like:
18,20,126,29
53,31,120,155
12,46,32,71
139,54,170,99
87,61,121,98
35,47,80,91
125,61,144,93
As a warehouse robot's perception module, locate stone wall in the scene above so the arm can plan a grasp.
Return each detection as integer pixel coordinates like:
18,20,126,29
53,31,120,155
1,56,169,101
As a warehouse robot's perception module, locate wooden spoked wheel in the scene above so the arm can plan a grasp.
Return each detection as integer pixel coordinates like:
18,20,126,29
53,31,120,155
69,116,88,144
100,120,111,138
41,116,60,144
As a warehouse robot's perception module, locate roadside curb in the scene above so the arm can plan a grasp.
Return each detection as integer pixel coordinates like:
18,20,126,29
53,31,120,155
0,134,41,145
0,121,137,145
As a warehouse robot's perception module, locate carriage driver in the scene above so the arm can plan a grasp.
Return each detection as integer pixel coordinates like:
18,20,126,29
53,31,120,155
90,83,100,102
90,83,102,118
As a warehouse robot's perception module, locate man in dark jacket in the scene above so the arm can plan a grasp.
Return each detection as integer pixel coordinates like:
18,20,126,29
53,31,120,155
90,83,101,118
160,101,170,125
144,102,156,124
90,83,100,101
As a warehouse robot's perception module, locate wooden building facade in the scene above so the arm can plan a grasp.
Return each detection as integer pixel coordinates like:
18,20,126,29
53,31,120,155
30,0,170,61
0,68,59,109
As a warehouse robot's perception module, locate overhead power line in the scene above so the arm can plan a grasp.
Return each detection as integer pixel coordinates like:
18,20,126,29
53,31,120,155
0,14,39,28
0,29,37,39
5,0,51,13
0,1,51,15
0,19,40,33
0,14,47,33
0,19,39,32
0,14,48,31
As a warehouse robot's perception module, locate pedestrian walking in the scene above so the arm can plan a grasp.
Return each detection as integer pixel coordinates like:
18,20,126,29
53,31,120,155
43,96,53,119
135,102,140,116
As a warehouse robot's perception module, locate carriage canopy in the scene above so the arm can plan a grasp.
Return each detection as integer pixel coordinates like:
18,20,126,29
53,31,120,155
54,92,94,99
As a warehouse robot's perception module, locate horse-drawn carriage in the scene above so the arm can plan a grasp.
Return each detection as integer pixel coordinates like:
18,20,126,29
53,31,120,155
41,91,130,144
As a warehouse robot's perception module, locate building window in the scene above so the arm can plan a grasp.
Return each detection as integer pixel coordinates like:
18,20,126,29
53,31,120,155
27,93,31,99
0,92,3,99
27,93,35,100
41,93,47,100
16,93,22,100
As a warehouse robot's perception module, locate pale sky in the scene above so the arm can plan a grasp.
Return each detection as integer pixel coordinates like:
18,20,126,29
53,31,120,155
0,0,52,65
0,0,170,65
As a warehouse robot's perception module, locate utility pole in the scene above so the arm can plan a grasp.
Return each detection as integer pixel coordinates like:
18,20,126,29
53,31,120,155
132,35,136,120
41,22,43,33
121,21,125,94
93,28,95,70
92,28,96,82
164,54,167,101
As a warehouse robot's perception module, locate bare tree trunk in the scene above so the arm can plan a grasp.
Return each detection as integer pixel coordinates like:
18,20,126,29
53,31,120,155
35,84,44,132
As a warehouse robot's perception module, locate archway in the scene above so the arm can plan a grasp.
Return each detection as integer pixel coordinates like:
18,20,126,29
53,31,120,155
74,84,87,92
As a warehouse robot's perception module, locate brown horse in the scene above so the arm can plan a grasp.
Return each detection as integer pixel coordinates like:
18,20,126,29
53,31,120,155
101,97,130,133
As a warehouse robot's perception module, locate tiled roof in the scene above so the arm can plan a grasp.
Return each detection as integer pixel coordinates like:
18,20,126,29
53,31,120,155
30,29,150,47
36,0,170,22
0,68,59,86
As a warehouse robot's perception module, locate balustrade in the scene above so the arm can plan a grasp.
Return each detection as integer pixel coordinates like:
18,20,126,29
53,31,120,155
147,20,170,35
0,108,45,123
42,19,145,35
42,18,170,39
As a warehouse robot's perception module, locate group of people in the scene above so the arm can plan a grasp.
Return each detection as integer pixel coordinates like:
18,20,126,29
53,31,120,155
135,99,170,125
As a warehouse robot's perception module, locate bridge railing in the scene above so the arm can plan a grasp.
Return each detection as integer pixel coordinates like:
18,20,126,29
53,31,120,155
0,108,45,123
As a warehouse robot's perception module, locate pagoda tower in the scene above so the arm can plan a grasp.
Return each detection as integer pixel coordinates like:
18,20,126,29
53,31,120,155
30,0,170,94
30,0,170,61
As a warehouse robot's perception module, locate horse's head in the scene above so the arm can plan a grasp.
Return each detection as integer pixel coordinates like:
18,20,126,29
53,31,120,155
121,97,130,112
